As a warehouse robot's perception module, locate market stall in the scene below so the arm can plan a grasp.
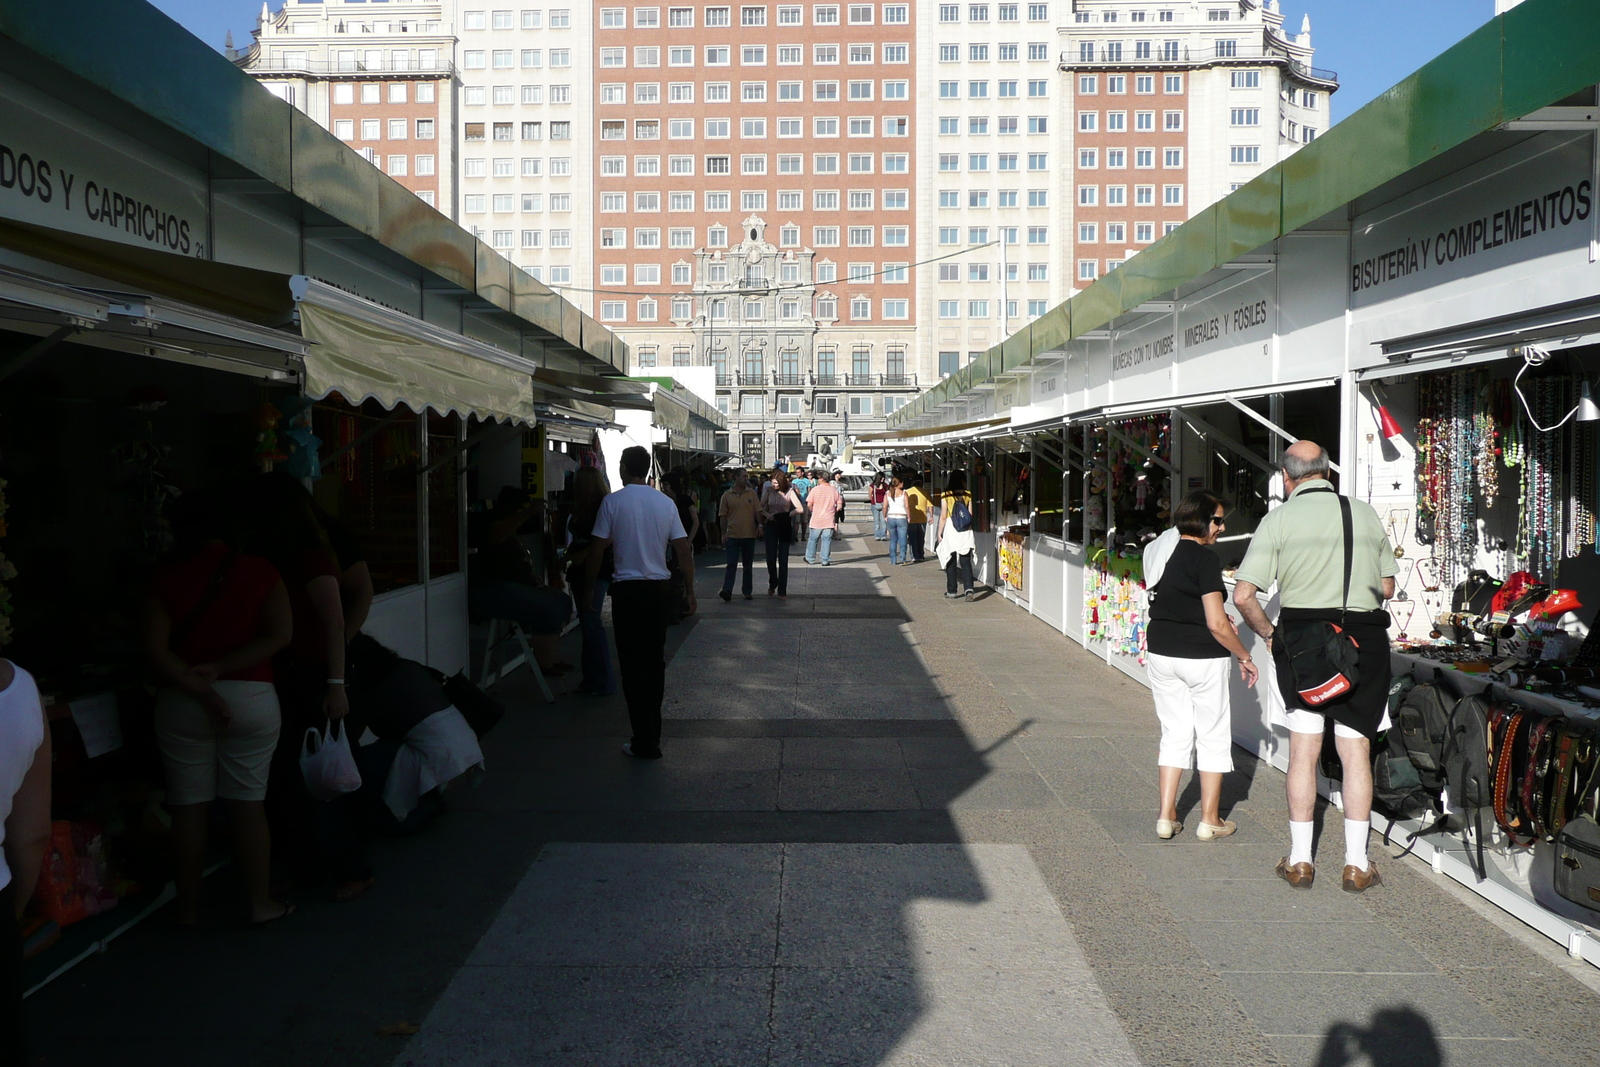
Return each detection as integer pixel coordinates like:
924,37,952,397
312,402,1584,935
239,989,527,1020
0,10,626,986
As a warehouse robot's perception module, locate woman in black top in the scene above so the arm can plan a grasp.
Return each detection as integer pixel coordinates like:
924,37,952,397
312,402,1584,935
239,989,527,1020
1145,490,1258,842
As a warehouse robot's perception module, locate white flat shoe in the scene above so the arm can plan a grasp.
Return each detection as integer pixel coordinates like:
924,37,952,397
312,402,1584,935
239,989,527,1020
1196,820,1237,841
1156,818,1183,840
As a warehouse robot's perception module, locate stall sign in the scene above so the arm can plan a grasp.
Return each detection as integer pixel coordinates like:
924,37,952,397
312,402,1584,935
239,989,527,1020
521,426,545,498
0,72,208,258
1350,135,1592,309
1110,269,1275,379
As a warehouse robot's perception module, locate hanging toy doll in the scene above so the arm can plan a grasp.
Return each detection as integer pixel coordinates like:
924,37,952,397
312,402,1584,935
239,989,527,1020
275,395,324,481
252,401,288,469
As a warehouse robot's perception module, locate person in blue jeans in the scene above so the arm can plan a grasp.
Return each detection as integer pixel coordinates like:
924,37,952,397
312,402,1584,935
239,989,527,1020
803,469,844,565
869,473,888,541
884,475,910,564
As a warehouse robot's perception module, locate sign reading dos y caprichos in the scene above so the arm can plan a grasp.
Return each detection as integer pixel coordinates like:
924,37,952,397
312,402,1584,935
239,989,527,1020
0,72,208,258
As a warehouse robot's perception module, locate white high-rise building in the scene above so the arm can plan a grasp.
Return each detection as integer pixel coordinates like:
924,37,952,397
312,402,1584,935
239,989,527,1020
454,5,595,302
1060,0,1333,285
922,2,1072,379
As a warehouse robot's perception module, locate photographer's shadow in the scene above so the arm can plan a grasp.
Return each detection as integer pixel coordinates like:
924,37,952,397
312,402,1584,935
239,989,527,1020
1315,1007,1443,1067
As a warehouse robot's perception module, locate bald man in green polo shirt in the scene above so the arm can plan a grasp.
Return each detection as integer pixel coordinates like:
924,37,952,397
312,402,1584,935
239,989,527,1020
1233,440,1397,895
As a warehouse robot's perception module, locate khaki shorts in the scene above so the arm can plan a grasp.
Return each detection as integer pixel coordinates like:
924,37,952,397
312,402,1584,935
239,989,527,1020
155,681,282,805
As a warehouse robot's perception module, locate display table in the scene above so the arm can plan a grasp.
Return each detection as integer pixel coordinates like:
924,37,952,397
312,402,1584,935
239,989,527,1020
1363,651,1600,966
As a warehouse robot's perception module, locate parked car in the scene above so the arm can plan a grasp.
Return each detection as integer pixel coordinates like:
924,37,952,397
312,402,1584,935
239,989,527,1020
837,474,873,504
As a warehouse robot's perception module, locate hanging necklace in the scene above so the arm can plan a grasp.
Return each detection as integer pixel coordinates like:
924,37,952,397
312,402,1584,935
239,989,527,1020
1394,600,1417,641
1387,508,1410,558
1392,557,1411,601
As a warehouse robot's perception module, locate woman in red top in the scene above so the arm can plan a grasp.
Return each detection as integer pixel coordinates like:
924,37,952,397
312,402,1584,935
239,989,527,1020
146,489,293,926
869,473,889,541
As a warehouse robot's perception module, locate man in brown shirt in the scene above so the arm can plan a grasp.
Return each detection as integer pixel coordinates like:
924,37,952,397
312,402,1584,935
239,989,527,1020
718,469,762,601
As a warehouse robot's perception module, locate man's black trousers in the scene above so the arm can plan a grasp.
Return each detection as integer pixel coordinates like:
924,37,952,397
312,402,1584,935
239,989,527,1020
611,579,674,753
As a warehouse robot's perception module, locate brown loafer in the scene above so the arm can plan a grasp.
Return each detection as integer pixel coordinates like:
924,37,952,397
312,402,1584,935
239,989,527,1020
1275,857,1315,890
1342,862,1382,893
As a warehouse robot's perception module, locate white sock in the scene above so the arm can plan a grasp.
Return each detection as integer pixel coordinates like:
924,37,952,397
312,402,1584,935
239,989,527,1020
1289,821,1314,866
1345,819,1371,871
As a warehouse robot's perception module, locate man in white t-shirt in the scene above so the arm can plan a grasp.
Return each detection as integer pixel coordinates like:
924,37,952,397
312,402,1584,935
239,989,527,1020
589,446,695,759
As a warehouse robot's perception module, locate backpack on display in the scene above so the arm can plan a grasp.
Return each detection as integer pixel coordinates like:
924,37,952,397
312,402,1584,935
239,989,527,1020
1392,679,1454,793
1368,672,1435,818
1435,693,1494,879
1373,736,1435,820
951,496,973,532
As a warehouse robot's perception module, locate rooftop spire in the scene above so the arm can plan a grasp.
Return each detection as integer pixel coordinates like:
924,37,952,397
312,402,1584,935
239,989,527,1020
1299,13,1311,43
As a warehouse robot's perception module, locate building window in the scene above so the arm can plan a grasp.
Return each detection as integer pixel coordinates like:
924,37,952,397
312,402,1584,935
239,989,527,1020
1163,184,1183,205
600,301,627,321
1229,145,1259,164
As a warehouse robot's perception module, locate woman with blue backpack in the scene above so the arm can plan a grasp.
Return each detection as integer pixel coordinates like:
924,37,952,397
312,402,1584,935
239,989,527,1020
935,472,978,600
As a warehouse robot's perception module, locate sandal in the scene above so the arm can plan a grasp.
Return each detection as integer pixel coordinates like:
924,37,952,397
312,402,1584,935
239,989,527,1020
333,877,374,903
250,901,297,928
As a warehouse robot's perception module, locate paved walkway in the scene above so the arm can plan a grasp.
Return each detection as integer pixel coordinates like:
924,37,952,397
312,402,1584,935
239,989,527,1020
25,523,1600,1066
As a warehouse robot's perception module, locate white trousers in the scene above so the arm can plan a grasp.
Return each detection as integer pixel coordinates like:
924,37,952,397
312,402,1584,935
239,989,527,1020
1147,653,1235,773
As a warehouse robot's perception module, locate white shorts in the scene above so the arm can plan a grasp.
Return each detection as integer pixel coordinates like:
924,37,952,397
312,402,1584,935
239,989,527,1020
1147,653,1234,774
1284,706,1392,740
155,681,281,805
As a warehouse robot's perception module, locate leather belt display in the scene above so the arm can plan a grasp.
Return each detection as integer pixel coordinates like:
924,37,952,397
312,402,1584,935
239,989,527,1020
1551,730,1587,840
1522,716,1556,842
1492,709,1534,846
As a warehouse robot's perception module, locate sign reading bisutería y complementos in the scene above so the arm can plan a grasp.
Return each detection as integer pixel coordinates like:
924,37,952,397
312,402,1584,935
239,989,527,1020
0,71,208,258
1350,134,1594,308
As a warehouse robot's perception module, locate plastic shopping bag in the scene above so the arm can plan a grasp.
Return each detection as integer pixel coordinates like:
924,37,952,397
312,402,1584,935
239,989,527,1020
300,718,363,802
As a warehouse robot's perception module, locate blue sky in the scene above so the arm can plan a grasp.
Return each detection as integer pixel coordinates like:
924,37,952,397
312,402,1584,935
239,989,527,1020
156,0,1494,125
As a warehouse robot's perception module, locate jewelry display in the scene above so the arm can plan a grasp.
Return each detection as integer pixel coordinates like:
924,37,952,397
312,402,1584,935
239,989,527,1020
1387,507,1410,558
1394,600,1416,640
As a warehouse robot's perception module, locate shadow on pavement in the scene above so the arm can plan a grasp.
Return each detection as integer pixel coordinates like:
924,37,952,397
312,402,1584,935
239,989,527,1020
1313,1007,1443,1067
22,548,1014,1067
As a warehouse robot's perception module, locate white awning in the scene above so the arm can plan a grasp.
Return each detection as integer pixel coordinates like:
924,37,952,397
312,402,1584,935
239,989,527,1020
291,276,537,424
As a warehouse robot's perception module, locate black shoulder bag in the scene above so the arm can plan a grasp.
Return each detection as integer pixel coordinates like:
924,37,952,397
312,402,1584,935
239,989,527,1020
1277,491,1362,708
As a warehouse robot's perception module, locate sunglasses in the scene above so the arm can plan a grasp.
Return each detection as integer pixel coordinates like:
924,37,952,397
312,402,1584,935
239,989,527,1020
1211,515,1227,525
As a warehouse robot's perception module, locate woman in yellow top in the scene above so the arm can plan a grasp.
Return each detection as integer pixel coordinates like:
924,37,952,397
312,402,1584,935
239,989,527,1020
904,478,931,563
934,472,977,600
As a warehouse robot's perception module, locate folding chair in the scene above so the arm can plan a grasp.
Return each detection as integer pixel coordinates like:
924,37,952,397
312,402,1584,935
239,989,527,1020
476,618,555,703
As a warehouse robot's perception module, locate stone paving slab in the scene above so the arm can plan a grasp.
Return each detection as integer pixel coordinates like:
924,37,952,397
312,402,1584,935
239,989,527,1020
397,964,774,1067
404,843,1140,1067
1183,919,1440,975
466,844,782,968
